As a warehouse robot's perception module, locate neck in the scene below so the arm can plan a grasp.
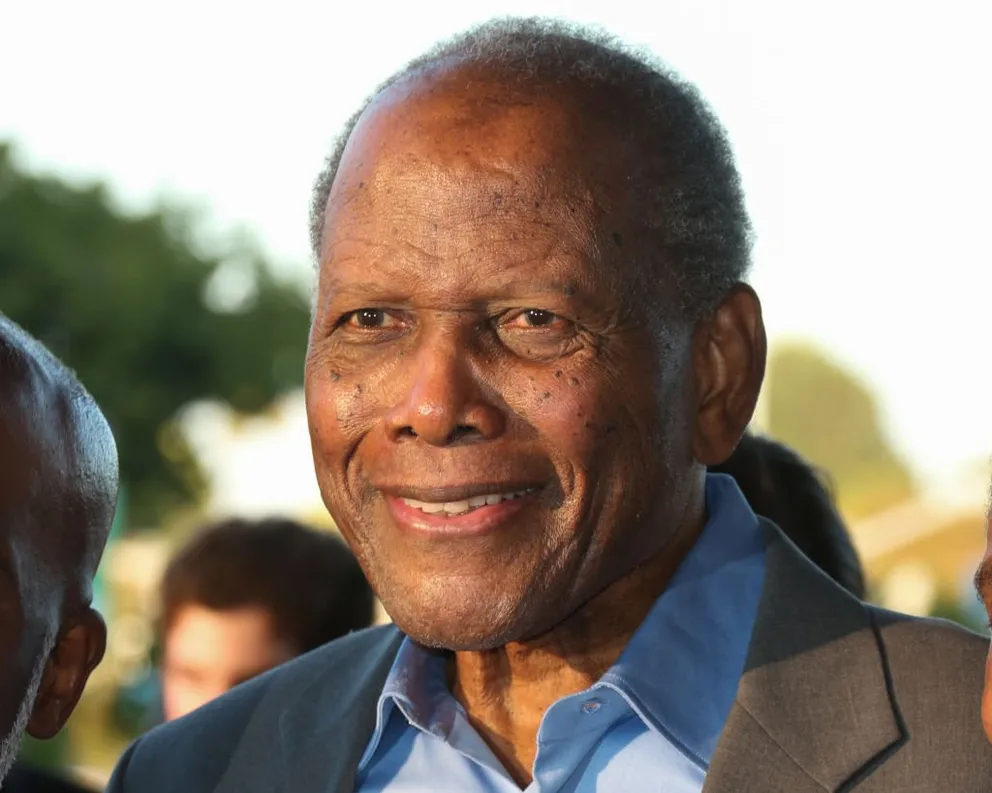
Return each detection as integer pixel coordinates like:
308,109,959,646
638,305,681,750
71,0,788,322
449,493,706,786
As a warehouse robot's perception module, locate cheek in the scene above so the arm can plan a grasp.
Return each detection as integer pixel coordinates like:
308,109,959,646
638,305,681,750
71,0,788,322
305,367,376,461
519,367,639,471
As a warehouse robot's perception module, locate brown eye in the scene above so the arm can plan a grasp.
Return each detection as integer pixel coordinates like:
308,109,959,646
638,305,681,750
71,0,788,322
507,309,563,329
522,309,556,327
346,309,391,328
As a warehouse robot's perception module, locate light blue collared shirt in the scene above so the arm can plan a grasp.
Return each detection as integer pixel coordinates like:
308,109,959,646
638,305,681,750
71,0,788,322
355,474,766,792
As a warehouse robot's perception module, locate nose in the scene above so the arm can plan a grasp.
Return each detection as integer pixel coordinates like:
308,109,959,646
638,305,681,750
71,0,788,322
384,328,505,447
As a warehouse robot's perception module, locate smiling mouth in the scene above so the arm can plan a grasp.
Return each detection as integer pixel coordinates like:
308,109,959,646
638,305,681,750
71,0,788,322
399,488,539,517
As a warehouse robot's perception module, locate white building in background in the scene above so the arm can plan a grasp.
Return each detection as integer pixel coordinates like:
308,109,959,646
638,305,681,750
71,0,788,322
181,390,327,522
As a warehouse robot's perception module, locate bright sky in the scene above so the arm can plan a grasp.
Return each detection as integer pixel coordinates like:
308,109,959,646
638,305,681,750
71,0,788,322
2,0,990,486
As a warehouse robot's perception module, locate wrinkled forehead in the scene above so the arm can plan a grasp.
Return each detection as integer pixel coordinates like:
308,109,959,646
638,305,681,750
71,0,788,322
317,73,650,307
324,70,617,243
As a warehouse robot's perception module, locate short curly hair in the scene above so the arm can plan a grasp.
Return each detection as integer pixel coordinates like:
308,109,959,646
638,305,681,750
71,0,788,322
309,17,753,319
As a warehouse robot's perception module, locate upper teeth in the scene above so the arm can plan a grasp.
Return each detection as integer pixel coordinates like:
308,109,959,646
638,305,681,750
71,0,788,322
400,489,536,516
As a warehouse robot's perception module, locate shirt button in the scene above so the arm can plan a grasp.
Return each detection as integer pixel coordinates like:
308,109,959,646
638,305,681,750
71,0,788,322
580,698,603,714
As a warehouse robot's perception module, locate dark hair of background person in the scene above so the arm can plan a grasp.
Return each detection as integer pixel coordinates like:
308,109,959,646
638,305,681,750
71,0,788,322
309,16,753,321
160,518,375,653
710,432,867,599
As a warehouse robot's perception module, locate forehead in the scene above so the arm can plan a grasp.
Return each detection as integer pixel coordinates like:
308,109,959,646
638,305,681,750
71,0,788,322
317,71,630,293
165,604,283,662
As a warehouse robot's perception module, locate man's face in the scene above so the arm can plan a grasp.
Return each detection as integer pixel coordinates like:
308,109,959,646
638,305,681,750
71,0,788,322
161,604,297,721
0,365,113,783
305,73,701,651
0,466,64,781
977,508,992,742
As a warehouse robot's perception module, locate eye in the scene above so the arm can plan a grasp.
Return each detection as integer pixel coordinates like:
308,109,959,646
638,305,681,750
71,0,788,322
343,308,394,329
507,309,564,329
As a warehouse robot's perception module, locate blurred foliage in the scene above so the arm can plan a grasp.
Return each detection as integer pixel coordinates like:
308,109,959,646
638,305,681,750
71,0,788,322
0,144,311,527
766,342,915,520
16,731,70,770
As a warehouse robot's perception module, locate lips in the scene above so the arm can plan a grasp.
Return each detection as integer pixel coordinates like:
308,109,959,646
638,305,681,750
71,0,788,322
380,482,544,536
399,488,538,517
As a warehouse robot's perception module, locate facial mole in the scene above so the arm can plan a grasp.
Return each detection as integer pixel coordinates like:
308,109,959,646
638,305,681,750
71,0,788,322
358,181,365,189
329,371,341,382
541,392,551,399
568,377,580,387
354,384,363,394
612,231,623,248
554,370,562,378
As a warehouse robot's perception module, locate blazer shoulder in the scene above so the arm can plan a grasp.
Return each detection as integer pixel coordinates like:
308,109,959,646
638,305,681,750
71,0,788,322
869,605,987,666
107,625,401,793
869,605,988,729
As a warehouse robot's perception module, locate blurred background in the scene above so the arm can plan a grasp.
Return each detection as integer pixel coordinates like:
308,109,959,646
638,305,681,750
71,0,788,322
2,0,990,786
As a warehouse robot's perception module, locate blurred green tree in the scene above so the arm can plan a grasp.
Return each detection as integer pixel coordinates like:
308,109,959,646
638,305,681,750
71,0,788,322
765,342,915,520
0,144,311,527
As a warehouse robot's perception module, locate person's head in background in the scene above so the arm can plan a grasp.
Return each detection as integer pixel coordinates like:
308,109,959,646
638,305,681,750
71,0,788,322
159,517,375,721
0,315,118,784
710,430,866,599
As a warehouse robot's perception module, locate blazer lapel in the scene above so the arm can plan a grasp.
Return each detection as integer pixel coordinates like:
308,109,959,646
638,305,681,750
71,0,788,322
706,523,904,793
283,626,404,793
213,625,404,793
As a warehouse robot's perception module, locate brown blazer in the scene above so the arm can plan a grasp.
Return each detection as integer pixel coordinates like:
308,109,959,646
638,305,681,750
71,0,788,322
108,521,992,792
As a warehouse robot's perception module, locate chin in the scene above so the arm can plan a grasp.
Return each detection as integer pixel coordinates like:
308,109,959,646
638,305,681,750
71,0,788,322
385,591,532,652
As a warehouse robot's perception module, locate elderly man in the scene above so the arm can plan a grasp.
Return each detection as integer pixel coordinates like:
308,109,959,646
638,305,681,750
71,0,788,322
0,315,118,787
108,19,992,792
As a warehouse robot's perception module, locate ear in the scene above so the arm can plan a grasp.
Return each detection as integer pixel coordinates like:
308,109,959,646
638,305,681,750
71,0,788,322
690,284,766,466
27,608,107,739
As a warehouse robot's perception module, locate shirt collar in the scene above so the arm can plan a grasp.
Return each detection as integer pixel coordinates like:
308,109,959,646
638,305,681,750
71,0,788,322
598,472,766,766
359,472,766,772
358,638,453,771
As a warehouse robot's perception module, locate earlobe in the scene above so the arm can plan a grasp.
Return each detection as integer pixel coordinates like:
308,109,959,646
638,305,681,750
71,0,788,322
691,285,767,466
27,608,108,739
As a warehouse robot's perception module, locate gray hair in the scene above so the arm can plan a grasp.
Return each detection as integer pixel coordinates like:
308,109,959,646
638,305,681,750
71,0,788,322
309,17,754,319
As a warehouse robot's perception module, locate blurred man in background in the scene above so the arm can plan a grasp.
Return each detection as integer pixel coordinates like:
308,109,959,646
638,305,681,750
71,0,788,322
710,430,866,598
159,517,375,721
0,315,118,791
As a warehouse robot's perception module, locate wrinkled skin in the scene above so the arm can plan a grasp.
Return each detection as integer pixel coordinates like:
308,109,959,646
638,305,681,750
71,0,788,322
0,321,116,782
305,68,764,652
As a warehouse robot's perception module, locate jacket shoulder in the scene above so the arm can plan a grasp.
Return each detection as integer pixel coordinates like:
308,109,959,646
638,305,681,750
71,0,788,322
863,607,992,788
107,625,400,793
870,606,987,679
